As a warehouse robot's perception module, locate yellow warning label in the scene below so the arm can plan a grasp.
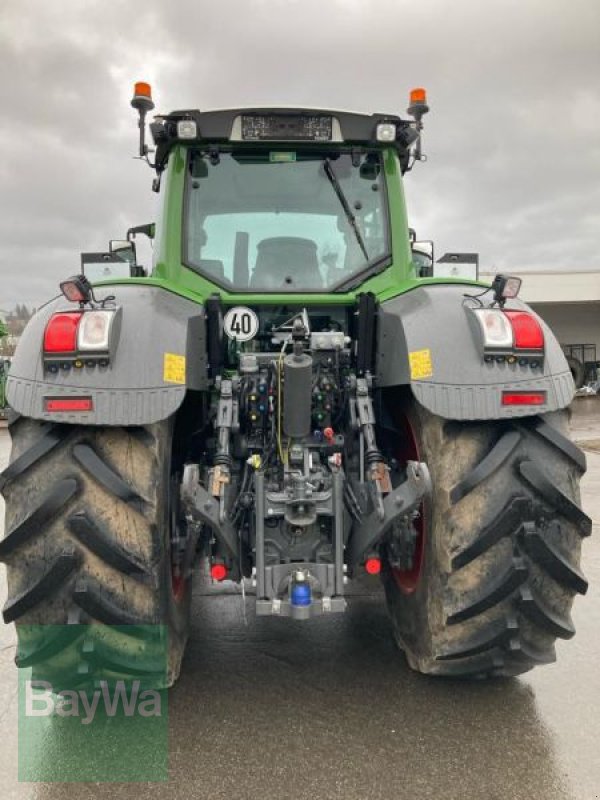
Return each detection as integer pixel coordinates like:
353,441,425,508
409,348,433,380
163,353,186,384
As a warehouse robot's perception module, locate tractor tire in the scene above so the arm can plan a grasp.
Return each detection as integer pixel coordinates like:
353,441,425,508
0,416,191,689
382,399,590,678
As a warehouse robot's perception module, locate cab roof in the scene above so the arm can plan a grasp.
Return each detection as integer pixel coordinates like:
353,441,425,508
150,107,417,173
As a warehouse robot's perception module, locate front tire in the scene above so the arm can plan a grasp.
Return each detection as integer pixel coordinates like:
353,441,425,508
382,399,590,678
0,417,191,689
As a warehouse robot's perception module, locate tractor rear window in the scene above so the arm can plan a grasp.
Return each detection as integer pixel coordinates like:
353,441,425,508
184,150,390,291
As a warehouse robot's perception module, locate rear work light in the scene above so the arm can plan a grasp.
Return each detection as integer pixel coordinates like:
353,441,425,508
376,122,397,142
177,119,197,139
502,391,547,406
60,274,93,304
43,312,82,353
491,273,522,303
45,397,93,412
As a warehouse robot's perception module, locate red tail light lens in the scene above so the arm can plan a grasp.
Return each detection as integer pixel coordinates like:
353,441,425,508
43,312,82,353
503,311,544,350
502,391,546,406
45,397,93,412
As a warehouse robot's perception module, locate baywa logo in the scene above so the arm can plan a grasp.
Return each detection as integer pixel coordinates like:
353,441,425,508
18,625,168,781
25,679,163,725
19,676,168,782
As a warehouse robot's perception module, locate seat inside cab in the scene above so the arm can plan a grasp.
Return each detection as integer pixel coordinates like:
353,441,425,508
250,237,322,289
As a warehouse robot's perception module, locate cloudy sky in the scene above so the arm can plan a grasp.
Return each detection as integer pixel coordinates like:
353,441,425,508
1,0,599,310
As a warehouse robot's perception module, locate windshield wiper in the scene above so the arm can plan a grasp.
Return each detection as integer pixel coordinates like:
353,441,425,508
333,253,392,292
323,159,369,263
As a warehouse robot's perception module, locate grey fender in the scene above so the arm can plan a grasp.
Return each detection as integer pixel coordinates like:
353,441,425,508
377,284,574,420
7,285,208,425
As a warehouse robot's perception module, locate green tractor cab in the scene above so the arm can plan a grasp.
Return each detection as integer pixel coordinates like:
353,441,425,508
0,84,589,688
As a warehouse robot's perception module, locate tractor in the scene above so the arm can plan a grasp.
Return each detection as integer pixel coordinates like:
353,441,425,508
0,85,590,688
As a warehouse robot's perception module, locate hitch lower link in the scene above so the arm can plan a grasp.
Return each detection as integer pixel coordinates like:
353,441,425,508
180,378,240,566
346,460,432,568
346,376,431,567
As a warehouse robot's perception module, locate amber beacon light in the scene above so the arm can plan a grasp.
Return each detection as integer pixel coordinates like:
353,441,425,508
407,87,429,162
132,81,154,106
409,87,427,106
131,81,155,157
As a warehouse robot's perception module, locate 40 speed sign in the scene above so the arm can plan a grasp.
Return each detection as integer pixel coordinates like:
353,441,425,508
223,306,259,342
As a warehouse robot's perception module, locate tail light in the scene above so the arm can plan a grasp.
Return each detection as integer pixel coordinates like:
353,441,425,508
43,312,82,353
473,309,513,349
44,397,93,412
78,311,114,351
472,308,544,353
502,391,546,406
503,311,544,350
43,310,115,358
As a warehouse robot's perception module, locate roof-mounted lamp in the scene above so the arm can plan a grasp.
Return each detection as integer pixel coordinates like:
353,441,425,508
131,81,155,158
407,87,429,162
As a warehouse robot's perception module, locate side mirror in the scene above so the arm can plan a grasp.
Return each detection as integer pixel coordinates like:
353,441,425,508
127,222,155,241
109,240,137,264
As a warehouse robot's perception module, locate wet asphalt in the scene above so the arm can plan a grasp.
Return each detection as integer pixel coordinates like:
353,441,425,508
1,404,599,800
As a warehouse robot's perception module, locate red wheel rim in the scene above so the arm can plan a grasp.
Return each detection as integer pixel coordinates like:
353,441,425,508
171,572,185,602
392,412,426,594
